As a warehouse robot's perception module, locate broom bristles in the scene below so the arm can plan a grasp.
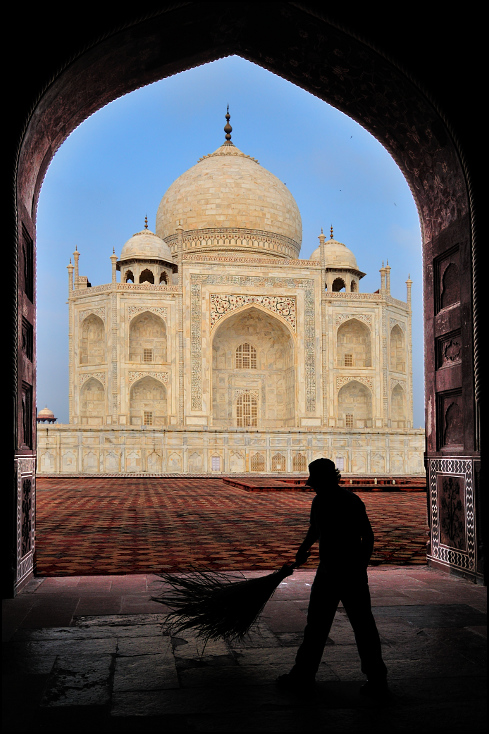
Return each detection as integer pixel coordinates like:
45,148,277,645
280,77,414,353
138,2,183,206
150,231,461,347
152,564,294,643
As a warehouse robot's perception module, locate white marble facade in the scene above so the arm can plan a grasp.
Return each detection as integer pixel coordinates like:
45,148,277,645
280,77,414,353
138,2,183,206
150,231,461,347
37,123,424,475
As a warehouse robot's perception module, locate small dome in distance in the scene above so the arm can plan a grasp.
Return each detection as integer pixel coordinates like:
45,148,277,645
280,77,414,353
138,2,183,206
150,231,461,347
309,229,359,270
119,219,173,264
37,406,56,423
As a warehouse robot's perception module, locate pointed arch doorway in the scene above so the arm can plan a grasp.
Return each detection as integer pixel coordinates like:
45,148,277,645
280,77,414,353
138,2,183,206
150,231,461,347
8,5,482,595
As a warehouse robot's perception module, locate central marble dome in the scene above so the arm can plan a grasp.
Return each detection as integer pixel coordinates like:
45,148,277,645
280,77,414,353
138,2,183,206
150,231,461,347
156,117,302,259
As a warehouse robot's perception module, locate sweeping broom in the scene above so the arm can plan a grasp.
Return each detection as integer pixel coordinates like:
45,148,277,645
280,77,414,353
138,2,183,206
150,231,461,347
151,560,304,645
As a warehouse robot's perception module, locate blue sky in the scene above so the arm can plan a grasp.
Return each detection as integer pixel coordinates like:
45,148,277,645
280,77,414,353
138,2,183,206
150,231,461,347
36,55,424,427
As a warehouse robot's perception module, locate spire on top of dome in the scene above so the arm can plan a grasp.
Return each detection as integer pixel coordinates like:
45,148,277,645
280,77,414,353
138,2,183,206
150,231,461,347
224,105,233,145
144,215,148,230
330,225,334,240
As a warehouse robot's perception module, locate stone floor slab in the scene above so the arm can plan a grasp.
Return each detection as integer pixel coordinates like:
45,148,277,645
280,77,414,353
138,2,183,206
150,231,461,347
2,567,486,733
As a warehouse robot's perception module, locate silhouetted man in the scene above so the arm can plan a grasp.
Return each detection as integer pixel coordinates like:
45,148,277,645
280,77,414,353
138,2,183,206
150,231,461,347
278,458,388,697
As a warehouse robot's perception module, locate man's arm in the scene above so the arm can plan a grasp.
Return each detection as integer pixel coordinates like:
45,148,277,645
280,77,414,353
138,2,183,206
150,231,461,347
295,525,320,566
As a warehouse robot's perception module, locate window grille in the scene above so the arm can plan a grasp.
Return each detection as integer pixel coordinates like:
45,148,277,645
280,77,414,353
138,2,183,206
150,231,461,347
236,343,257,369
236,391,258,427
251,453,265,472
345,413,354,428
272,453,286,471
143,411,153,426
344,353,353,366
143,349,153,362
293,453,307,472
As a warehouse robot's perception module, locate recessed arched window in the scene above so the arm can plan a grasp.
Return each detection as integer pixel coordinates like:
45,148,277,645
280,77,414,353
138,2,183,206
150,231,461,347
235,342,257,369
272,453,286,471
159,272,168,284
80,314,105,365
250,452,265,471
390,324,405,371
292,453,307,472
332,278,346,292
124,270,134,283
139,268,154,284
236,391,257,427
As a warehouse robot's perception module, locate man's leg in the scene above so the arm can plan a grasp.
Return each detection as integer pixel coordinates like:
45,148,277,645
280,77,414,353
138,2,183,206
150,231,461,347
341,579,387,685
289,571,339,679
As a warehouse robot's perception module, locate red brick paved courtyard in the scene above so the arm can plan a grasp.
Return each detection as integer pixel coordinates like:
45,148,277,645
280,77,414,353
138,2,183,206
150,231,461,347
35,477,429,576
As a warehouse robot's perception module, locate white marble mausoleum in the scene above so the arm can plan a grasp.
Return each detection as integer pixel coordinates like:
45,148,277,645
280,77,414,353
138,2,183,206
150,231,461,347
37,113,424,476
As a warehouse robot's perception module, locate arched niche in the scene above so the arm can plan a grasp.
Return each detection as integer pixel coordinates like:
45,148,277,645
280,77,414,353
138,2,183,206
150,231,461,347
390,325,406,372
211,306,295,428
129,311,167,363
139,268,154,284
80,314,105,365
338,380,372,428
337,318,371,368
332,277,346,292
271,453,286,472
79,377,105,425
129,375,167,426
391,383,407,427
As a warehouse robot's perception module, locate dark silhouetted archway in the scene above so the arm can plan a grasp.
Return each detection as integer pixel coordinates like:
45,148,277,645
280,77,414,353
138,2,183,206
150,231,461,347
7,3,482,595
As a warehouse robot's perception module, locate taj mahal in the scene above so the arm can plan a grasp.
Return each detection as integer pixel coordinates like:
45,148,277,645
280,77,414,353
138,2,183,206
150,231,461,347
37,112,425,476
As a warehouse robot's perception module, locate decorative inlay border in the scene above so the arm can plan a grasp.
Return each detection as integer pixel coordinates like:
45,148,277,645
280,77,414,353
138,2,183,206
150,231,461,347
128,371,169,385
210,294,296,331
71,284,180,295
128,306,168,320
79,307,106,323
183,253,320,267
325,292,382,301
80,372,106,386
166,227,301,259
190,274,316,412
16,457,36,585
234,389,259,399
390,378,407,390
389,317,406,331
335,313,372,328
428,458,475,572
191,281,202,410
111,292,119,415
336,376,373,390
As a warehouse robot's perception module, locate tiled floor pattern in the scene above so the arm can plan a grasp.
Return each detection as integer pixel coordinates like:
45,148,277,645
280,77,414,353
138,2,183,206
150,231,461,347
35,477,429,576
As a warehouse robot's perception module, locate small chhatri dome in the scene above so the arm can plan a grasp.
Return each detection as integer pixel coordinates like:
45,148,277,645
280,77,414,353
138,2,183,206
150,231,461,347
155,110,302,259
119,222,173,264
309,229,360,270
37,406,56,423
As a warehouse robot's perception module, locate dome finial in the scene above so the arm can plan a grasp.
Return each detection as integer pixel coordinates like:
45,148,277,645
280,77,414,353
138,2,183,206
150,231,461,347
330,225,334,240
224,105,232,143
144,215,148,230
